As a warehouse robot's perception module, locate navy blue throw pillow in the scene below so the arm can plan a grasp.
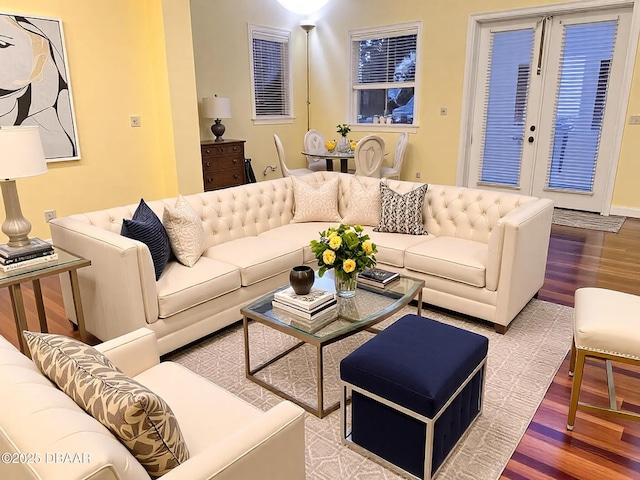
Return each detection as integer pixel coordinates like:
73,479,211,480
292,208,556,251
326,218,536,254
121,199,171,280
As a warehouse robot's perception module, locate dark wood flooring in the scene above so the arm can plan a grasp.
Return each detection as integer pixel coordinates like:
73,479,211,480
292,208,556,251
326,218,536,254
1,218,639,479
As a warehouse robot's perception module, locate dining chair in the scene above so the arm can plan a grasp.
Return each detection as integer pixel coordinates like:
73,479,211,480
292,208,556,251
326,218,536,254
303,129,327,172
273,134,314,177
354,135,385,178
381,132,408,180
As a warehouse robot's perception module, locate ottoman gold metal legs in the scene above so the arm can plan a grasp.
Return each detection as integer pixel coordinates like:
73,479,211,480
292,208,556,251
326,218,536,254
567,287,640,431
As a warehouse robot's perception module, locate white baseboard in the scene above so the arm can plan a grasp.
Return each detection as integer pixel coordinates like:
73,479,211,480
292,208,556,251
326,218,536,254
610,206,640,218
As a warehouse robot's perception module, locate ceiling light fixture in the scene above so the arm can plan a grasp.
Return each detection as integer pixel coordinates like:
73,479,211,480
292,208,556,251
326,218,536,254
276,0,329,15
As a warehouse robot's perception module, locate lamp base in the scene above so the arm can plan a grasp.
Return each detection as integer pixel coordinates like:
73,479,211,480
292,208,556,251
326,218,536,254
1,180,32,247
211,119,226,142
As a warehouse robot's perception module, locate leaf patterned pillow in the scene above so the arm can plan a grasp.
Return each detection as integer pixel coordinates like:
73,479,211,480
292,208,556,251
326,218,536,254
290,175,342,223
23,331,189,478
163,195,206,267
374,183,429,235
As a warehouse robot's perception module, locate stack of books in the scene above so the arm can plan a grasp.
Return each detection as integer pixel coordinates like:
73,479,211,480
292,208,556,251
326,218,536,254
357,267,400,288
0,238,57,272
272,287,338,328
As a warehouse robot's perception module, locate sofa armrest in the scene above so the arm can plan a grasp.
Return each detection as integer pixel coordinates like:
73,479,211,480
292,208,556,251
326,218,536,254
95,327,160,377
160,401,306,480
493,198,554,326
50,217,158,343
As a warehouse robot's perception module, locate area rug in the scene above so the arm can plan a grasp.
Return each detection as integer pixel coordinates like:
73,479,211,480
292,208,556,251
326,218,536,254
552,208,626,233
167,299,573,479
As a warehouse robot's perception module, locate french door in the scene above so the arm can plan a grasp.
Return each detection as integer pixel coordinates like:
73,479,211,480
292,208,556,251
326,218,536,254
465,6,632,212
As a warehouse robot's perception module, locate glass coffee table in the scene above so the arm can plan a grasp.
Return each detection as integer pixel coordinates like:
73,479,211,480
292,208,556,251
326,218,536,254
241,272,424,418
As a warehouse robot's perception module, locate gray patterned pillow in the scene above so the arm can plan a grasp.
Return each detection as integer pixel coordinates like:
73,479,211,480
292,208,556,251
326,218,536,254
23,332,189,478
374,183,428,235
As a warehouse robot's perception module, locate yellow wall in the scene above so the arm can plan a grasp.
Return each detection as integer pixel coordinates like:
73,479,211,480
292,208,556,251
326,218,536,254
0,0,200,239
191,0,640,215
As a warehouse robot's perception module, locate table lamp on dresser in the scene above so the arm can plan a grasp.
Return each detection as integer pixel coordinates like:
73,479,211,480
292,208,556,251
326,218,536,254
0,126,47,248
202,95,232,142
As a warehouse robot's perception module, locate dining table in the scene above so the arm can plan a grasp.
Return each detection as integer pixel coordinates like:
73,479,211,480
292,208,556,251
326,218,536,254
302,150,354,173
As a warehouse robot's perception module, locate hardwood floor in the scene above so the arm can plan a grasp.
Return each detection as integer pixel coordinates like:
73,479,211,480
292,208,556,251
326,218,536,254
1,218,639,479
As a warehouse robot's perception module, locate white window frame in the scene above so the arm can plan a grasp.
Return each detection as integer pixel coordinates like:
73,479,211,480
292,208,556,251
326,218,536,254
248,24,294,125
348,21,422,133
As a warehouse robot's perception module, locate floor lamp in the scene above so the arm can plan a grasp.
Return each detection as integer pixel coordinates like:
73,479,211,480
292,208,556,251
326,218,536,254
300,20,315,131
0,126,48,248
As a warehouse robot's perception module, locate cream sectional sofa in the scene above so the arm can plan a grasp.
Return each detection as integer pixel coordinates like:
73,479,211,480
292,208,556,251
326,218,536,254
0,327,306,480
50,172,553,354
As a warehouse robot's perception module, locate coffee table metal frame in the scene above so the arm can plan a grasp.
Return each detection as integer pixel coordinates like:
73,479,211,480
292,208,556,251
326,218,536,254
241,274,424,418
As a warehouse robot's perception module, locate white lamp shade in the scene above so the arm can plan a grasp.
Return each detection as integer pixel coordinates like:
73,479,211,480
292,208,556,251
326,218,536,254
202,97,232,119
277,0,328,15
0,126,47,180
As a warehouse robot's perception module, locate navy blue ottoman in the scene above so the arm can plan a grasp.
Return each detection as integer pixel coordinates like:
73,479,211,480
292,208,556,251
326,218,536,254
340,314,488,479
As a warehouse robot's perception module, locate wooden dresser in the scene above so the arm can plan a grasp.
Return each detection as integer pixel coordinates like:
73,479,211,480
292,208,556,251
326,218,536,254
200,139,246,191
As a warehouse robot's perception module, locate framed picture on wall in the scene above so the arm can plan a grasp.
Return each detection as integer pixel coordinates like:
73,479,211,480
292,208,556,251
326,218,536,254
0,12,80,161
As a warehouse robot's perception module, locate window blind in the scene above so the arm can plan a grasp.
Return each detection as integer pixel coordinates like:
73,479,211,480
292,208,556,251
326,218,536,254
479,28,535,187
250,27,291,118
546,20,617,193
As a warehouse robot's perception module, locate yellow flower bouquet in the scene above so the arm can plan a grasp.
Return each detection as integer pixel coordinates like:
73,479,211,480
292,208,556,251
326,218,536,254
310,224,377,297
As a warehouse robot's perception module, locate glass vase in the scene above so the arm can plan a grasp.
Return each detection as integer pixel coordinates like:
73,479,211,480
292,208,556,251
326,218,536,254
337,136,350,153
334,271,357,298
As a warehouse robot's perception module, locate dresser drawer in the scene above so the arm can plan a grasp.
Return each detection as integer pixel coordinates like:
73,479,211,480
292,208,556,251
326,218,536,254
201,143,244,158
202,155,243,171
203,167,245,190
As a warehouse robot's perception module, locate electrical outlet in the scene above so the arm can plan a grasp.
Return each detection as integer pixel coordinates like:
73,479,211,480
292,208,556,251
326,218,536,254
44,210,57,222
629,115,640,125
416,172,421,179
130,115,141,127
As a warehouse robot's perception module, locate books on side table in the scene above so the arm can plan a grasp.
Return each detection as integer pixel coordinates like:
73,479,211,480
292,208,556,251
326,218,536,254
357,267,400,288
0,238,57,272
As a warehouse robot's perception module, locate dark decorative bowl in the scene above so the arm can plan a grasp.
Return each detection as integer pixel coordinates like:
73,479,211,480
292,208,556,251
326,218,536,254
289,265,315,295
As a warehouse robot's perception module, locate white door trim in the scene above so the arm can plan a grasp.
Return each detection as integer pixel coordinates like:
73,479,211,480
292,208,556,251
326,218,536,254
456,0,640,214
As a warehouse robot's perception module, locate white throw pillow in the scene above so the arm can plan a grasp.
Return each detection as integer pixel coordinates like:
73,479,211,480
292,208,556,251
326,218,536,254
341,177,385,227
290,176,342,223
163,195,206,267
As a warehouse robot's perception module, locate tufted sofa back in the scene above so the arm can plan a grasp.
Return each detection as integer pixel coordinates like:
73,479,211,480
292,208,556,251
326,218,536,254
67,172,538,248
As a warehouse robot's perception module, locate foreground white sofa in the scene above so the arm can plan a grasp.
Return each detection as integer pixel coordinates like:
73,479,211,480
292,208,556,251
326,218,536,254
0,328,306,480
50,172,553,354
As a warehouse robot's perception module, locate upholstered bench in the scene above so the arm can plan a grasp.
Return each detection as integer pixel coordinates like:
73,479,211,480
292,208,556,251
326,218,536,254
339,314,489,479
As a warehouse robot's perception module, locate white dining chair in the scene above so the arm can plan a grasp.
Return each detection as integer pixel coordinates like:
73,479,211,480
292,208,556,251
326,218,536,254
273,134,314,177
303,129,327,172
381,132,408,180
354,135,385,178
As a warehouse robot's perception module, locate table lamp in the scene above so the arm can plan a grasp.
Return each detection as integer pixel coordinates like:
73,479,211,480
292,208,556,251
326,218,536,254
0,126,48,247
202,95,232,142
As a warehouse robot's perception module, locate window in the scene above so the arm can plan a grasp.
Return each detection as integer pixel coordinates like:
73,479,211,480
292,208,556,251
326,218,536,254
349,22,421,126
249,25,293,123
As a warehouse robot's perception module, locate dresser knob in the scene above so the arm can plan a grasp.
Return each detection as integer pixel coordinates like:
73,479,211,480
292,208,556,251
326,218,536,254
205,161,211,168
234,174,239,179
233,158,238,164
207,178,213,183
205,149,211,155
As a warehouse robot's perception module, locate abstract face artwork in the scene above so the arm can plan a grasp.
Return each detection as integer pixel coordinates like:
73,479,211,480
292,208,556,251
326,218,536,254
0,13,79,161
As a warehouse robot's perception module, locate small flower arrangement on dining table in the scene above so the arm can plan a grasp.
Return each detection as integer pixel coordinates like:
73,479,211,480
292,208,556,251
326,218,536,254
310,224,378,297
335,124,352,153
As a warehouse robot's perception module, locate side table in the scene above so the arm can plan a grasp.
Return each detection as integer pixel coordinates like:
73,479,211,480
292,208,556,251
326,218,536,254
0,247,91,357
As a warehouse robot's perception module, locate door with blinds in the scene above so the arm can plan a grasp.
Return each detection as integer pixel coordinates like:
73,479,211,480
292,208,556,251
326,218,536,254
467,7,632,212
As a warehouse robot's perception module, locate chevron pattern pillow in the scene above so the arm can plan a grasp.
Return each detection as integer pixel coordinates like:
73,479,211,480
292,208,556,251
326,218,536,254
23,331,189,478
374,183,428,235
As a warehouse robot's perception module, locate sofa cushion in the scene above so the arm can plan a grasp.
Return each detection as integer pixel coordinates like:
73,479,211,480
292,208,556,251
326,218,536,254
375,183,428,235
291,175,342,223
260,222,338,263
205,236,303,286
341,177,384,227
405,237,487,287
163,195,206,267
364,227,434,268
157,257,241,318
22,332,190,478
121,198,172,280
